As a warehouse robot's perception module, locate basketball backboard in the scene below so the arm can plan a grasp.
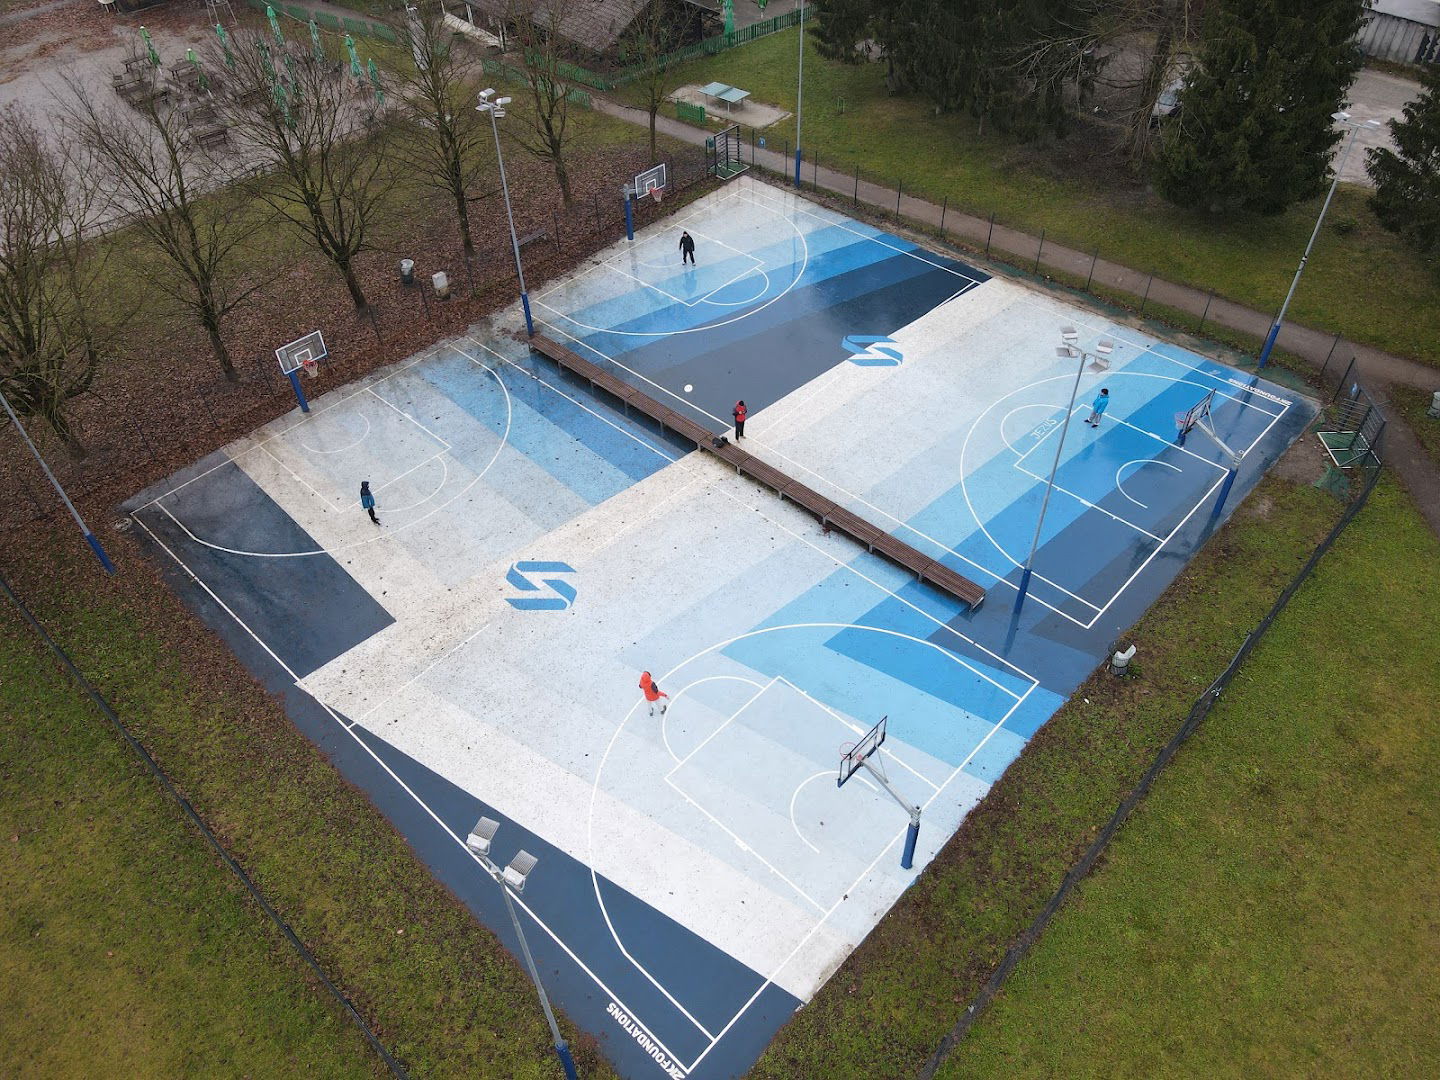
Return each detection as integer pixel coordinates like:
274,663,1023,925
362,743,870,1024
626,163,667,200
276,331,328,377
838,715,887,788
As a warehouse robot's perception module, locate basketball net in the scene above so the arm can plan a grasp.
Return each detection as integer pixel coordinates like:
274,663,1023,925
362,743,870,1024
650,186,663,205
302,358,319,379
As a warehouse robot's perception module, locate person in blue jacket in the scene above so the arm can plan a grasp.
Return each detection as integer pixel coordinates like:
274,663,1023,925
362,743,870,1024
360,480,379,525
1087,388,1110,428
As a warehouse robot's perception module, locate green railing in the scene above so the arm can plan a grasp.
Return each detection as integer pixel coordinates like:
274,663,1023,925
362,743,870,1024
676,101,707,125
245,0,394,42
516,9,804,93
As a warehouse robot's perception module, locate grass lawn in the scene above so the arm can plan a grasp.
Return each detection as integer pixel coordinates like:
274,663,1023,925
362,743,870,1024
0,607,381,1077
1388,384,1440,469
626,29,1440,366
942,478,1440,1077
0,531,618,1078
754,465,1351,1077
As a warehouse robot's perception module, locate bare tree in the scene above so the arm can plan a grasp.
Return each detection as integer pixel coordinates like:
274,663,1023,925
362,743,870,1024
0,107,114,457
62,78,264,383
388,0,492,256
618,0,690,161
1093,0,1202,163
217,29,395,310
506,0,579,204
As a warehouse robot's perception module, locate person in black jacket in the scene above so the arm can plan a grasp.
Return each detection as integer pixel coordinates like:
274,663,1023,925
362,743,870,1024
679,230,696,265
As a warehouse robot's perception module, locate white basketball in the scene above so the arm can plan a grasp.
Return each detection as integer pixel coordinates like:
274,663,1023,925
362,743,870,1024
684,384,693,393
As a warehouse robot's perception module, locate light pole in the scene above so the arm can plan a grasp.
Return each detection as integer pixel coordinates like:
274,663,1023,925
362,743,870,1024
477,88,534,337
793,0,804,187
0,389,114,574
466,817,578,1080
1013,328,1111,615
1255,110,1380,369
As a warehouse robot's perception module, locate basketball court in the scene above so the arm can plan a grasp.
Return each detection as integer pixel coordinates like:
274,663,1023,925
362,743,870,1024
123,174,1314,1078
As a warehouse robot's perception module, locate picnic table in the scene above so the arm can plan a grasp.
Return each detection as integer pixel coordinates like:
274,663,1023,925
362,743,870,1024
697,81,751,114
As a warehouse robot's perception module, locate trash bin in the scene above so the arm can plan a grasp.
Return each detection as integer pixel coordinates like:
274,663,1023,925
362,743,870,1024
432,271,450,300
399,258,415,285
1429,390,1440,419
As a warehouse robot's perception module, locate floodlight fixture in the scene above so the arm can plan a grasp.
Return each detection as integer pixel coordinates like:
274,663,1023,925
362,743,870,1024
503,850,539,893
466,816,499,857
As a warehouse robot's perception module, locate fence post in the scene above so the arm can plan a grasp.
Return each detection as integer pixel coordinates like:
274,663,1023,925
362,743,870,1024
1034,229,1045,274
552,209,560,255
1085,248,1098,292
986,211,994,256
813,151,818,188
1140,274,1153,315
1319,332,1341,382
1332,357,1357,403
940,195,947,236
896,178,902,216
854,164,860,206
1198,290,1214,333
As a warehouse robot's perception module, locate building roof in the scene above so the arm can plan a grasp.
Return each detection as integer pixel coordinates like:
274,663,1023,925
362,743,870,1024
1371,0,1440,28
473,0,654,52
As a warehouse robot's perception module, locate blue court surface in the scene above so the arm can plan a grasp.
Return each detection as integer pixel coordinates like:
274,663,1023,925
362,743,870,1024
123,176,1315,1079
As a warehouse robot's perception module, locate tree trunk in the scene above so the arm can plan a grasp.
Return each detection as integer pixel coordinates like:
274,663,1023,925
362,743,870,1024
455,186,475,256
338,256,369,310
47,405,87,460
648,105,659,161
553,154,573,205
201,303,238,383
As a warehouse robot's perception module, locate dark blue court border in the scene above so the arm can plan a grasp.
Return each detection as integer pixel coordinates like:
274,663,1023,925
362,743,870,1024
122,455,801,1080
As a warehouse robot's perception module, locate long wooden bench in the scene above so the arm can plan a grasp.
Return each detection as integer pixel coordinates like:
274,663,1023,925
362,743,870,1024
526,333,986,609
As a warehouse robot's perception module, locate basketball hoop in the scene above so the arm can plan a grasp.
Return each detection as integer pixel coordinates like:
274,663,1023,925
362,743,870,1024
301,357,319,379
650,186,663,206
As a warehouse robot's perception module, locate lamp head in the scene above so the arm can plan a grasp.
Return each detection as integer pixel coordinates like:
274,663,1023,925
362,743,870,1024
1332,110,1350,123
466,816,499,857
502,850,538,893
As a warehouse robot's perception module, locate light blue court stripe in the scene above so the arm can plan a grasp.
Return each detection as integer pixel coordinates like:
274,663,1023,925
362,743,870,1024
827,592,1035,702
419,352,657,508
721,560,1028,768
725,622,1004,770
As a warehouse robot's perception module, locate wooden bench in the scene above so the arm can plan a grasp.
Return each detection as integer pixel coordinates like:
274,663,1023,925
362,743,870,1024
524,333,986,609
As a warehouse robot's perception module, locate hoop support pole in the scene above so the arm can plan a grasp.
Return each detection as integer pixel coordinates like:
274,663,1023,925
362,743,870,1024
860,758,922,870
287,369,310,413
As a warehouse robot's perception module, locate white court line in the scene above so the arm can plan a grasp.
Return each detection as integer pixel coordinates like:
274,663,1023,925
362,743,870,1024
787,773,831,855
136,351,438,510
1115,459,1182,509
459,335,684,466
130,509,697,1074
784,677,943,794
354,620,492,723
664,679,771,778
605,237,764,308
741,182,989,287
659,675,767,764
138,352,509,559
587,478,1040,1073
959,367,1295,628
662,773,829,914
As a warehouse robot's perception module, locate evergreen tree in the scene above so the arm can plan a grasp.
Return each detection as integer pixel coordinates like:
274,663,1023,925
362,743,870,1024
811,0,880,64
1153,0,1366,214
1367,63,1440,266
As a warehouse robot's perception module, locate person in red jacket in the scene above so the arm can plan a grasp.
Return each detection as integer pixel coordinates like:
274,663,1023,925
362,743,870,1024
732,399,747,439
639,671,668,716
